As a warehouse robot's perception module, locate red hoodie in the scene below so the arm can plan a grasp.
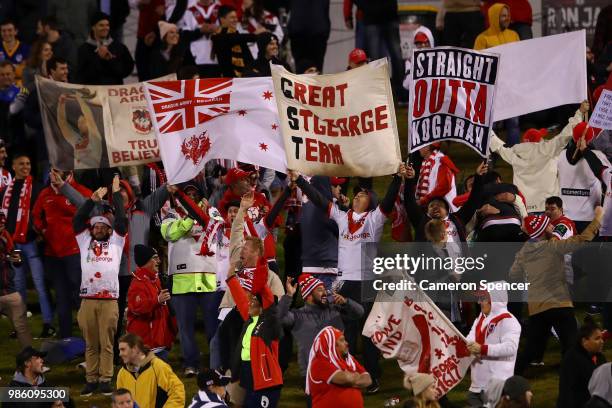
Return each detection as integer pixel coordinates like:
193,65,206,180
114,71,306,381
126,266,177,350
32,179,92,257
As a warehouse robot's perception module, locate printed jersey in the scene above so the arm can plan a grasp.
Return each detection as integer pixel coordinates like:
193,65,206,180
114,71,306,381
76,231,126,299
328,203,387,281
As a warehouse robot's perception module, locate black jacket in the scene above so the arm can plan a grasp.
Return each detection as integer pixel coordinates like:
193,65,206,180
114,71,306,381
287,0,330,37
403,174,484,242
211,28,258,78
557,344,606,408
585,396,612,408
75,38,135,85
358,0,398,24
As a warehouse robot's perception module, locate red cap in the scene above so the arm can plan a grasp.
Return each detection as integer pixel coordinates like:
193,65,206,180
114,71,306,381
330,177,347,186
414,32,430,44
348,48,367,65
572,122,596,144
225,168,253,185
522,128,548,143
524,215,550,239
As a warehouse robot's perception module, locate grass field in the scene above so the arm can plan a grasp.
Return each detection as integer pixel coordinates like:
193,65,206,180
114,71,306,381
0,107,606,407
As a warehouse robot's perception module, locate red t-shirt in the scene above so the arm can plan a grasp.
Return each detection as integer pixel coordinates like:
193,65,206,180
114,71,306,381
309,358,366,408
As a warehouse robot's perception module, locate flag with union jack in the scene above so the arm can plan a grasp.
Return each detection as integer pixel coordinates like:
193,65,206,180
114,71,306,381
144,77,286,184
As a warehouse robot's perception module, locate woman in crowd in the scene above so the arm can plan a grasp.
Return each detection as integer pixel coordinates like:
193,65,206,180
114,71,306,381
403,373,440,408
149,21,187,79
22,40,53,91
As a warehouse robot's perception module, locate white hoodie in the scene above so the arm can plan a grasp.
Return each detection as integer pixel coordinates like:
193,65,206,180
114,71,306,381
466,285,521,393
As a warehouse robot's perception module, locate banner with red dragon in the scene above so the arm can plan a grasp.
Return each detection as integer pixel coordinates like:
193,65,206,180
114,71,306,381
144,77,287,184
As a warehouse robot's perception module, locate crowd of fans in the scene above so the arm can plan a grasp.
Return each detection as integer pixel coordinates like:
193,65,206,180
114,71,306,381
0,0,611,408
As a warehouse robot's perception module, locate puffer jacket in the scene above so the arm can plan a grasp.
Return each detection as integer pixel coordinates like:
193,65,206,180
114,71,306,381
466,286,521,393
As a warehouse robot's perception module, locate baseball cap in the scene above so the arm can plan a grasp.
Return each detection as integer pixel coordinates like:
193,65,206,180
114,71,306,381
225,168,254,186
90,216,112,228
16,346,46,368
348,48,367,65
197,368,231,388
330,177,347,186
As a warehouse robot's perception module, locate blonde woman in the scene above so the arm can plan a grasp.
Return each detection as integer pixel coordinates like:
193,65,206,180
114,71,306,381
403,373,441,408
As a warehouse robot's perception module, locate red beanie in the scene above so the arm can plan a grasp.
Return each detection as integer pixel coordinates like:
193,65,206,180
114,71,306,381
572,122,595,144
522,128,548,143
298,274,325,299
524,215,550,239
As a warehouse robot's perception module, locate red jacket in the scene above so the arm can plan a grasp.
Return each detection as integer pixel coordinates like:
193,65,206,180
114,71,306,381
228,273,283,391
126,266,177,350
32,180,92,257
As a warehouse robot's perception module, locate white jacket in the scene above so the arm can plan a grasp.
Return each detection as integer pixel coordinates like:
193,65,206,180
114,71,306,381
466,287,521,393
489,109,584,212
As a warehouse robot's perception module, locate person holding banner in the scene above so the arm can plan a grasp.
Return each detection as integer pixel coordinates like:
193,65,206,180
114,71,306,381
465,286,521,407
414,144,459,211
290,164,405,394
404,161,487,243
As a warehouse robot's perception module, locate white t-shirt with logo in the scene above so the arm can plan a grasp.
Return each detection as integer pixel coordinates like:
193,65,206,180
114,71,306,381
329,204,387,281
76,231,126,299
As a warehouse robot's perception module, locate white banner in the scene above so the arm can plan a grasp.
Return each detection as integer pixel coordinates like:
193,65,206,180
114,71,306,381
363,281,473,398
589,89,612,130
490,30,587,121
271,59,402,177
37,74,174,170
408,47,499,157
144,78,286,184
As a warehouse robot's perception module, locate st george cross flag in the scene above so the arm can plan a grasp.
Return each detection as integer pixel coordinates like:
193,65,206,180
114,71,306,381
144,77,286,184
362,279,473,398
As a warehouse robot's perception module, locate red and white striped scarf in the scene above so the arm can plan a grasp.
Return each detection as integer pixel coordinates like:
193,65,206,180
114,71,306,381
1,176,33,244
416,150,441,201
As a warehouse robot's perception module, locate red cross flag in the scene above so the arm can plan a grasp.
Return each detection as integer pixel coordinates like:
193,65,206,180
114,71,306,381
144,77,286,184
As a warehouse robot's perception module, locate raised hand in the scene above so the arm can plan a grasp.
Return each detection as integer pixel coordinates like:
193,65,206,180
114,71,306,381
112,175,121,193
92,187,108,203
285,279,297,297
476,161,488,176
241,191,255,210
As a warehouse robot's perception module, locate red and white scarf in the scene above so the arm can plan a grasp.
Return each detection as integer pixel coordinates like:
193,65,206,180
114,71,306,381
1,176,33,244
189,2,219,25
347,210,369,234
416,150,440,201
306,326,359,395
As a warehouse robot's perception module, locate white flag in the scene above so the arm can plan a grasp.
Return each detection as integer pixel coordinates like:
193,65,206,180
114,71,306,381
144,78,286,184
490,30,587,121
362,281,473,398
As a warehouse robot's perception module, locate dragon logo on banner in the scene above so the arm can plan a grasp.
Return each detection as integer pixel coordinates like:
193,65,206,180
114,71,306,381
181,131,211,165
